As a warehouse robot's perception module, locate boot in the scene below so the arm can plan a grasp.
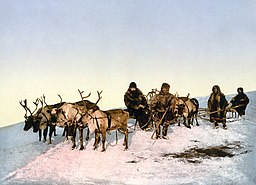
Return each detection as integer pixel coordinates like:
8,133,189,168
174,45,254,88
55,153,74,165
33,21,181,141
223,123,227,130
162,126,169,140
155,126,161,139
213,122,219,129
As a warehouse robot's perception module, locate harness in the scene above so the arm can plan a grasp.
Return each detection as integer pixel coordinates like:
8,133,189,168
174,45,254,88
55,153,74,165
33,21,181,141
86,111,114,134
179,98,190,116
89,111,121,147
105,111,112,131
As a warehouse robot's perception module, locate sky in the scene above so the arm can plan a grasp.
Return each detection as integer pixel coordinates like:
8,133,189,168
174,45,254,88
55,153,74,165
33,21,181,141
1,0,256,127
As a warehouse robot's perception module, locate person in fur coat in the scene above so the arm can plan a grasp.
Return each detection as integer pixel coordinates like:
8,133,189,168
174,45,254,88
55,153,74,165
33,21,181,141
208,85,228,129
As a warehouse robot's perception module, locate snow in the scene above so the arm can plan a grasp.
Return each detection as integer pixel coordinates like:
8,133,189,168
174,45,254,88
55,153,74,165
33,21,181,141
1,91,256,185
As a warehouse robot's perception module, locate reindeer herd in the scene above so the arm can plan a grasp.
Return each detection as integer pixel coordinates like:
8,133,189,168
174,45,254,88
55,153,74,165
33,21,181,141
20,89,200,152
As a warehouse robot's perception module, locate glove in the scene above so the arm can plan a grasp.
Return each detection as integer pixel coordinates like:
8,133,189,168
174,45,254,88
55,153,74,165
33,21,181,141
138,104,145,109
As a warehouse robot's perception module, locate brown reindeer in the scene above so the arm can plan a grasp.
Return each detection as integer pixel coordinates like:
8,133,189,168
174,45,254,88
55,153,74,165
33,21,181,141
19,95,65,144
35,95,65,144
79,89,129,152
174,96,199,129
50,91,100,150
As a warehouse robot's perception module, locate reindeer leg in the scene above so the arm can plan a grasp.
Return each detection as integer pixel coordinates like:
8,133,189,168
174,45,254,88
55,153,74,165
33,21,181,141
188,117,192,129
64,124,69,141
191,116,194,125
48,125,55,144
62,125,67,137
182,117,187,127
43,127,48,142
72,125,77,150
184,119,191,129
195,115,199,126
85,127,89,141
39,129,42,142
134,119,138,130
101,132,106,152
178,118,181,126
54,126,57,136
79,126,84,150
124,128,128,150
93,131,100,150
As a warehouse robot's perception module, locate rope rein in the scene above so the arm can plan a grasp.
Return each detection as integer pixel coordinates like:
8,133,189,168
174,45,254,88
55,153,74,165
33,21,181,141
198,104,247,121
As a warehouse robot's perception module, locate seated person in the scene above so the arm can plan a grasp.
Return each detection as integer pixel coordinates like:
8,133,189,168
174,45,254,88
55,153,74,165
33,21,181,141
124,82,152,130
229,87,249,117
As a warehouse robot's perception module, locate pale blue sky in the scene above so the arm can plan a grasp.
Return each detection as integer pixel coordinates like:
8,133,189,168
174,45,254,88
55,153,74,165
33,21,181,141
1,0,256,127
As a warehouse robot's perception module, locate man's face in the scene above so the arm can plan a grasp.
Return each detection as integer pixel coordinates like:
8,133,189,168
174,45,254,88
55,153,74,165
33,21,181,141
130,87,136,91
213,87,218,94
162,87,169,94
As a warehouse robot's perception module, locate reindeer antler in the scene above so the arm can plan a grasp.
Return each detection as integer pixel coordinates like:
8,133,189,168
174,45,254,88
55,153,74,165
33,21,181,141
57,94,62,103
78,89,91,100
95,90,103,105
31,98,40,114
19,99,29,118
78,89,91,108
38,97,44,107
42,94,51,109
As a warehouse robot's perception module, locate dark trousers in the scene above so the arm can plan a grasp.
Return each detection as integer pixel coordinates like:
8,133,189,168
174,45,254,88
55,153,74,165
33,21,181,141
155,112,172,138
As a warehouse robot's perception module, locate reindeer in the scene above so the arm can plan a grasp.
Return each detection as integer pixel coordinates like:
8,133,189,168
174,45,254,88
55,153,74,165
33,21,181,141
20,95,65,144
50,91,100,150
79,89,129,152
20,98,51,142
19,98,43,136
35,95,66,144
174,95,199,129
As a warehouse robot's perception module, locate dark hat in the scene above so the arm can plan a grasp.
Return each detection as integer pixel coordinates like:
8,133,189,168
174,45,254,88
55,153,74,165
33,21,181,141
237,87,244,93
129,82,137,88
212,85,220,92
161,83,170,89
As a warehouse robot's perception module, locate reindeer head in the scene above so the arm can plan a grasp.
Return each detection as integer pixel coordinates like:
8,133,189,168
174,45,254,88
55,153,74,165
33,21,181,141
19,99,40,132
50,107,66,126
172,96,184,119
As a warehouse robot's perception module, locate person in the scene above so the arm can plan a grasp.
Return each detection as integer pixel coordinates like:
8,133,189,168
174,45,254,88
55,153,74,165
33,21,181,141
208,85,228,129
124,82,149,129
151,83,176,139
229,87,249,117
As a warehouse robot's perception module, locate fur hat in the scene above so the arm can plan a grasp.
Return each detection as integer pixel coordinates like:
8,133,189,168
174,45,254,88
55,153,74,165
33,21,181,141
129,82,137,89
237,87,244,93
161,83,170,89
212,85,220,92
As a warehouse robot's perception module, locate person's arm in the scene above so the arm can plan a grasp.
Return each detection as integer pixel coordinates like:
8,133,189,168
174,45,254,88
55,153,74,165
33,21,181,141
124,93,131,108
207,95,212,111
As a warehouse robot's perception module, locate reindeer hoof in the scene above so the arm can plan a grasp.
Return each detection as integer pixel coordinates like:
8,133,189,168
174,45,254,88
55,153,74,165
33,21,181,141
185,125,191,129
85,137,89,141
80,146,84,150
71,145,76,150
